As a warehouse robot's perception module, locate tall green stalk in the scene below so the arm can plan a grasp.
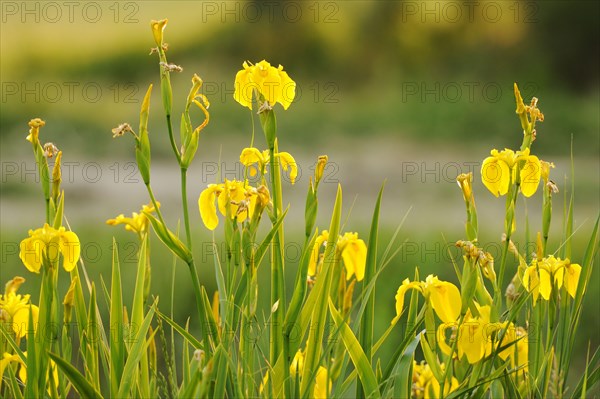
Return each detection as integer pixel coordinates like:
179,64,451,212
261,107,287,373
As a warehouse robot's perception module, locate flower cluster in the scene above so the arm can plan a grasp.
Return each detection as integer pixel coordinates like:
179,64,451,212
198,179,270,230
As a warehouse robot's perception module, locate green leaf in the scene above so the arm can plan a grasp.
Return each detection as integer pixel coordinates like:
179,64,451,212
5,363,24,399
299,185,343,398
110,238,125,397
212,345,229,399
357,183,384,399
52,190,64,229
48,352,104,399
145,212,193,264
254,207,289,267
117,300,158,398
420,333,443,382
25,307,38,399
284,229,318,334
271,188,343,396
393,331,421,399
200,286,220,347
85,284,100,390
329,299,381,399
572,345,600,398
0,324,26,364
156,309,203,350
130,236,150,398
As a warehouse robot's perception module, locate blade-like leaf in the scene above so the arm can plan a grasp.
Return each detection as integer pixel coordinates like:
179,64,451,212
357,183,384,398
300,185,343,397
156,309,203,350
329,298,381,399
48,352,104,399
117,300,158,398
393,331,422,398
254,207,289,267
110,238,125,397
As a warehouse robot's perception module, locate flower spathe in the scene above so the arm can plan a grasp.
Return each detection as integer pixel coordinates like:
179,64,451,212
394,275,461,324
150,19,167,46
481,148,541,197
234,60,296,110
19,224,80,273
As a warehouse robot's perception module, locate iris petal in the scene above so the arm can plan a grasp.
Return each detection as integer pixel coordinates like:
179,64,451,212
233,66,255,110
60,231,80,272
565,263,581,298
428,280,461,323
277,152,298,185
199,185,220,230
520,155,541,197
19,237,42,273
481,156,511,197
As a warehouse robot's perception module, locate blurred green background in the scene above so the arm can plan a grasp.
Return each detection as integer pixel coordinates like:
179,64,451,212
1,0,598,389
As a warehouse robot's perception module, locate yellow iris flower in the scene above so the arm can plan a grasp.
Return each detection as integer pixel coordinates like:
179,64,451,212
19,224,80,273
481,148,541,197
308,230,329,277
338,232,367,281
456,305,493,364
198,179,260,230
438,313,528,368
239,147,298,184
307,230,367,281
0,353,21,390
513,327,529,373
411,361,458,399
0,351,58,392
290,349,304,376
234,60,296,110
394,275,461,324
106,203,159,235
424,375,459,399
313,366,331,399
0,277,39,339
523,255,581,304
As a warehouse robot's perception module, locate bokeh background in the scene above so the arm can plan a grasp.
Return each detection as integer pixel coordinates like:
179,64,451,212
1,0,598,389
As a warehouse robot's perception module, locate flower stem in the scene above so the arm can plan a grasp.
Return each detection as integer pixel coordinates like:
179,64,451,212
187,258,205,341
145,183,167,228
181,168,193,250
269,139,286,370
166,113,181,164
